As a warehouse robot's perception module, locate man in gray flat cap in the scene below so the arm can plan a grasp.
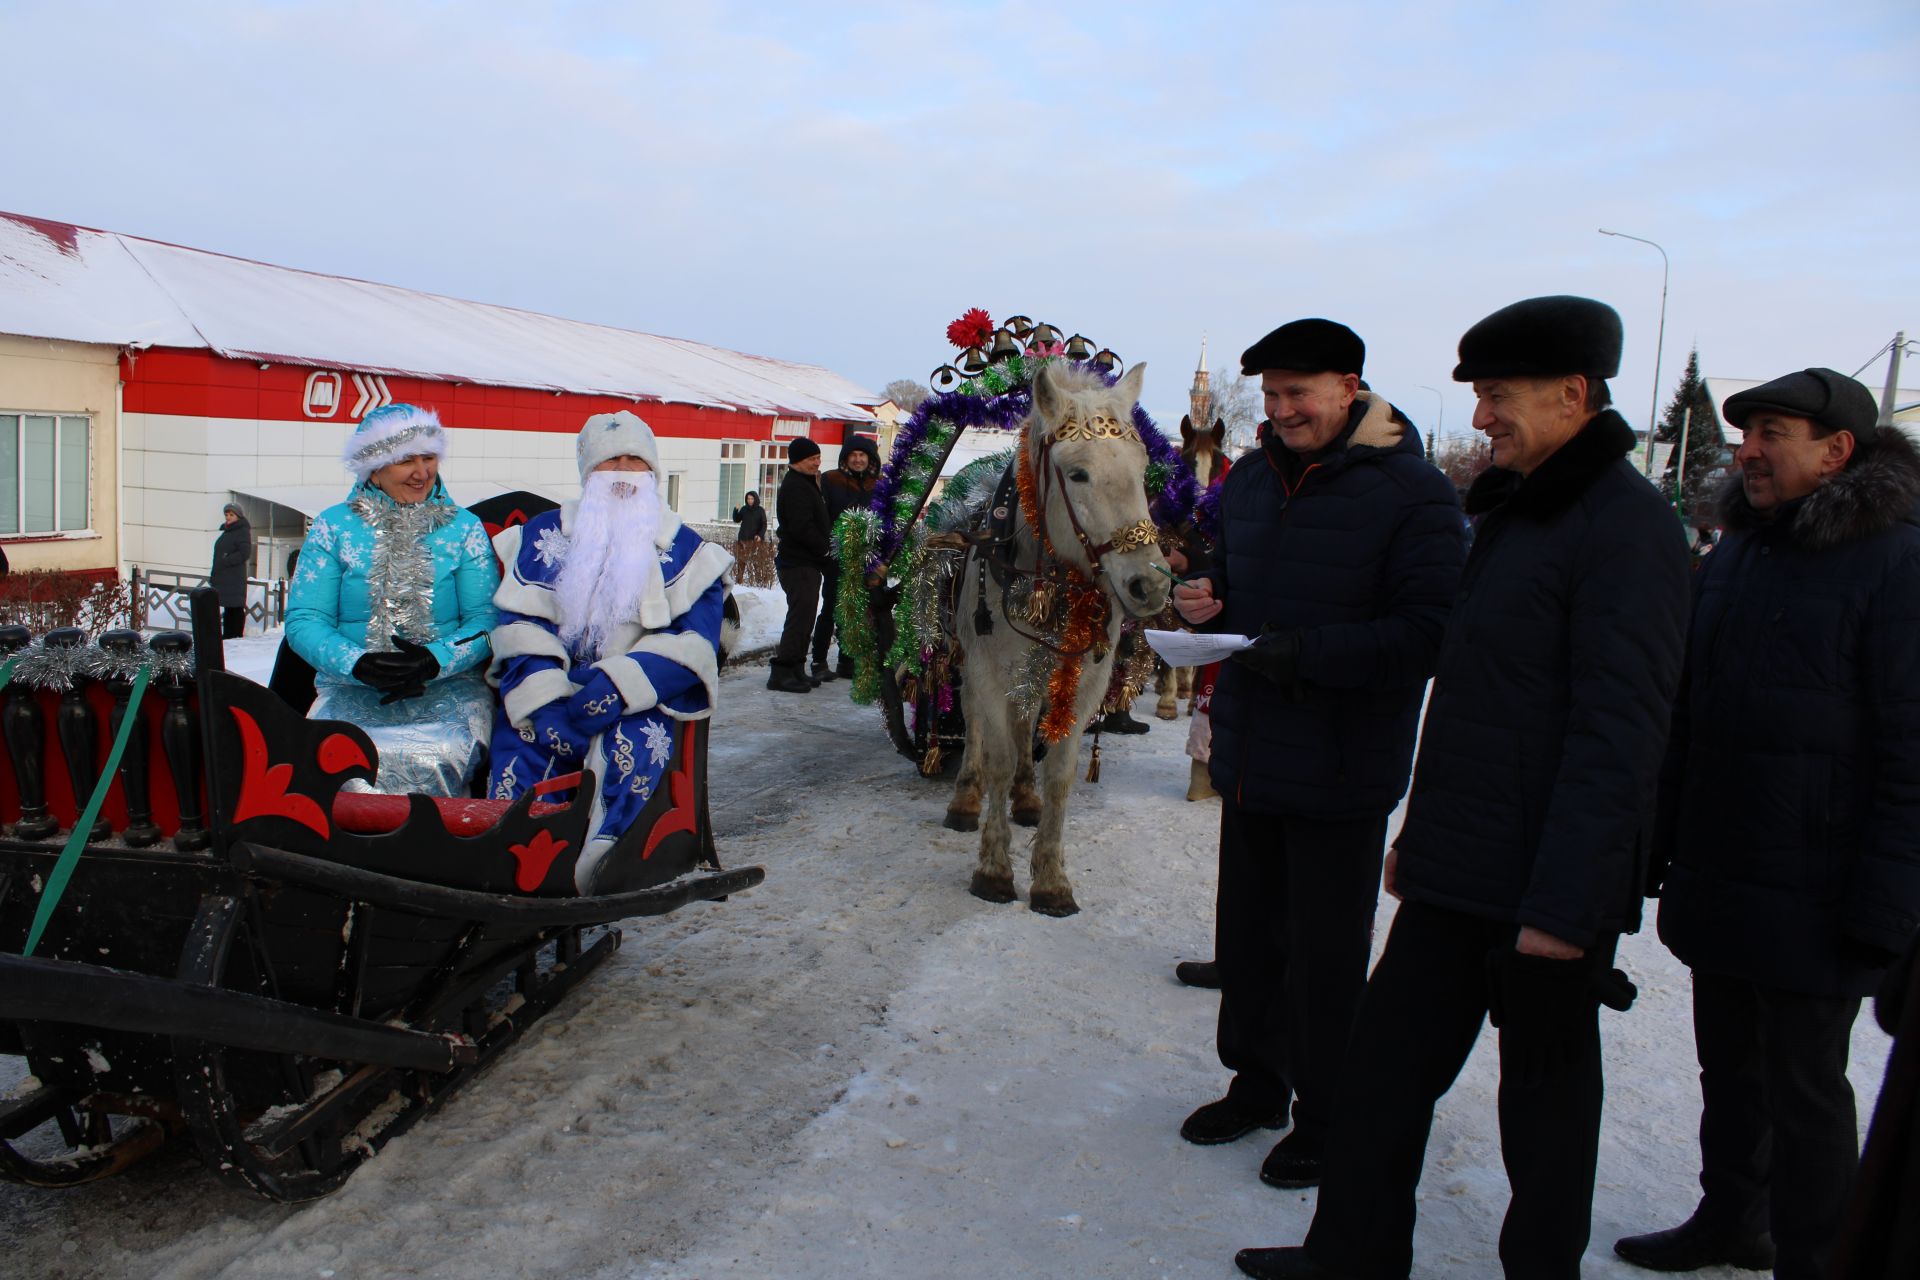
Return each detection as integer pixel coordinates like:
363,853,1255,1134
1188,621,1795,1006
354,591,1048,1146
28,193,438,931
1235,296,1691,1280
1616,369,1920,1280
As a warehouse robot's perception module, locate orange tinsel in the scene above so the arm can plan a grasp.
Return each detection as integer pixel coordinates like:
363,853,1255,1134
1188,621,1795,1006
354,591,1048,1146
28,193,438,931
1019,432,1104,744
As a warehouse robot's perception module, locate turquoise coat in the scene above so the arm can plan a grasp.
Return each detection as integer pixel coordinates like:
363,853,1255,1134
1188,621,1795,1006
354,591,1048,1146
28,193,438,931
286,480,499,684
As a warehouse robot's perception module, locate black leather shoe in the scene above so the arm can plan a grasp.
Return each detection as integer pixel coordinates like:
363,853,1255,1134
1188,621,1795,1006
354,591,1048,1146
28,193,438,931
1259,1131,1322,1188
767,666,813,693
1234,1247,1354,1279
811,663,838,683
1614,1212,1775,1272
1174,960,1220,988
1180,1096,1288,1146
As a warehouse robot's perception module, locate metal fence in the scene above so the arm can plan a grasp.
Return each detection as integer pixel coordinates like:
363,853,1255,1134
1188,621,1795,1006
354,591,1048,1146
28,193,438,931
687,521,775,588
130,567,287,633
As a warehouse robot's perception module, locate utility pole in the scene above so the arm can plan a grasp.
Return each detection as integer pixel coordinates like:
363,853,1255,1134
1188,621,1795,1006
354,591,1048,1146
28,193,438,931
1674,402,1693,517
1878,330,1907,429
1598,229,1669,475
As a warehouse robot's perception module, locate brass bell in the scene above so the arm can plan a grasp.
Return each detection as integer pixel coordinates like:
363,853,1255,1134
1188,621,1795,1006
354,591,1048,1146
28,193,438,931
1003,315,1035,340
988,328,1021,362
1029,323,1059,349
1065,334,1092,361
1092,348,1120,370
960,346,989,374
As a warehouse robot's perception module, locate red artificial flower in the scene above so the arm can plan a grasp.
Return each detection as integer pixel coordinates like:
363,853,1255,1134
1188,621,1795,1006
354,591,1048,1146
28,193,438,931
946,307,994,350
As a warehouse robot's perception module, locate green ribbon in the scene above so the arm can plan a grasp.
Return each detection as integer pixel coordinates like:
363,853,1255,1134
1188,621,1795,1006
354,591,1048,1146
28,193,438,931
23,665,152,958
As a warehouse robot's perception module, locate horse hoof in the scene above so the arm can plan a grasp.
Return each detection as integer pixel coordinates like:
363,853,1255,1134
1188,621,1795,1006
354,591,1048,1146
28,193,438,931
1155,701,1179,721
1011,806,1041,829
1029,889,1079,917
969,871,1016,904
944,809,980,832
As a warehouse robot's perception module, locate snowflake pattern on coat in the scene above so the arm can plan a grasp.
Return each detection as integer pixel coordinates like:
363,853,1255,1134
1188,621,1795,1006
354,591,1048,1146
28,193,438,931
533,525,571,569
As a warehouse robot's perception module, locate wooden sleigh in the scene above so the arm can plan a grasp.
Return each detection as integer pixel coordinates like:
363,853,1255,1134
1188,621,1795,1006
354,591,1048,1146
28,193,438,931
0,587,760,1201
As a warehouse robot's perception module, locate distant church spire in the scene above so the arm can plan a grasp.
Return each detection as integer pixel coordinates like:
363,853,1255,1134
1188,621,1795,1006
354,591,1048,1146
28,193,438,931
1190,335,1213,426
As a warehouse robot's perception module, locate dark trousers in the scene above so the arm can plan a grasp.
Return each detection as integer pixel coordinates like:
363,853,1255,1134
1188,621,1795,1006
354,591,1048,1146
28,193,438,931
1306,901,1615,1280
774,564,821,669
1215,800,1387,1145
810,563,840,666
1689,968,1861,1280
221,606,245,639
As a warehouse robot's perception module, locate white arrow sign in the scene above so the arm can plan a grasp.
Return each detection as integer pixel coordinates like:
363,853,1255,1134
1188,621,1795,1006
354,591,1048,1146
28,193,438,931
348,373,394,419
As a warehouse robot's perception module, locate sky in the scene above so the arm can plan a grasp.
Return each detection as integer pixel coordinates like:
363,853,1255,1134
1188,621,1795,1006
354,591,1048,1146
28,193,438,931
4,0,1917,440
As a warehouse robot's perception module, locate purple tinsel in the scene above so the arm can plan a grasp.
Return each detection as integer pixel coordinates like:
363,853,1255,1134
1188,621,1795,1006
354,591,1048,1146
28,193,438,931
1192,481,1223,542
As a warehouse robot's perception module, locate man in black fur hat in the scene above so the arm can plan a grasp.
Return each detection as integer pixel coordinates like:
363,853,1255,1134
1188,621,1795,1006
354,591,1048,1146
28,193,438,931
1616,369,1920,1280
1234,297,1691,1280
1169,318,1464,1190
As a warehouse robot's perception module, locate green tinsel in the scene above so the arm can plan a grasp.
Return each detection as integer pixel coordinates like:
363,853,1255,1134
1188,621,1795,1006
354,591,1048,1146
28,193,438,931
1145,460,1169,494
832,508,884,705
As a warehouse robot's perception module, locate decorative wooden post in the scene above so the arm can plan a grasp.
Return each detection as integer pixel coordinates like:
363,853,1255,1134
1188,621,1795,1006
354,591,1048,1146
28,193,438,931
99,628,162,847
44,627,110,842
150,631,209,852
0,625,53,840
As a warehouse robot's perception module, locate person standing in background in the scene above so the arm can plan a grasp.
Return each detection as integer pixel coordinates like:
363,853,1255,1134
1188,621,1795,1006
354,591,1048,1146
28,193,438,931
212,502,252,639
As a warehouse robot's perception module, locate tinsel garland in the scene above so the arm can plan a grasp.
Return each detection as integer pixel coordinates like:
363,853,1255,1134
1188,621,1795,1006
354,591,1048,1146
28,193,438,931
831,508,884,704
13,637,98,692
1016,435,1106,744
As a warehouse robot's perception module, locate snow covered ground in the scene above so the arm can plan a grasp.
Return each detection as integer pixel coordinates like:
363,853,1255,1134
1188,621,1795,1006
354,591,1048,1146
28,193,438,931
3,661,1896,1279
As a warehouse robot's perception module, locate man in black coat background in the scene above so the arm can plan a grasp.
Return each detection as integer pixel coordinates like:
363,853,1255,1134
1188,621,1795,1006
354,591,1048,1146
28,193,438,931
770,436,830,693
1616,369,1920,1279
1170,319,1464,1189
211,501,252,639
1237,297,1691,1280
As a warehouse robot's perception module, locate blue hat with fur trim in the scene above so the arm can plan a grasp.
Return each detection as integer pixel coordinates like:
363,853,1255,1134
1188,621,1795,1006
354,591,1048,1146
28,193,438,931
343,404,448,482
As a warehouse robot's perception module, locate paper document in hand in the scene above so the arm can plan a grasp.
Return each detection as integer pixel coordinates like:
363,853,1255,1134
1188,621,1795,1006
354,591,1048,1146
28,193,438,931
1143,629,1253,667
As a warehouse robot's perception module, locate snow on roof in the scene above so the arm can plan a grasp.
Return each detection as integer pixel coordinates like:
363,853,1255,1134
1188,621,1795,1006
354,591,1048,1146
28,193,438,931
0,210,880,422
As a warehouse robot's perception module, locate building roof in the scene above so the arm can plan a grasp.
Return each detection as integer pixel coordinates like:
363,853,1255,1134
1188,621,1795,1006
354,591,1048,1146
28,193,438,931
0,210,880,422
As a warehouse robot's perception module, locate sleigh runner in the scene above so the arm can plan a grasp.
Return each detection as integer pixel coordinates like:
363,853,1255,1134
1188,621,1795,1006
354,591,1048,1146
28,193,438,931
0,588,758,1201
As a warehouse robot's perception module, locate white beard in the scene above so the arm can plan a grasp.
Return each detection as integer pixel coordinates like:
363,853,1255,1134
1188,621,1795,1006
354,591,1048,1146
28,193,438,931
555,470,665,662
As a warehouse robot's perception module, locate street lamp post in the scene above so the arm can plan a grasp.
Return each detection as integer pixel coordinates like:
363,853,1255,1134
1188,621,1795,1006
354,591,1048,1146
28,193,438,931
1598,229,1669,476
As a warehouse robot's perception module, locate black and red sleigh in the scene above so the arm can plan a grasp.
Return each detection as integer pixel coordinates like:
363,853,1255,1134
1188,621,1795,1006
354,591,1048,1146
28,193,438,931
0,586,760,1202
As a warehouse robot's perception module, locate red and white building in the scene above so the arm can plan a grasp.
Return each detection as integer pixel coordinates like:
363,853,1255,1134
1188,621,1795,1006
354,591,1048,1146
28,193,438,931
0,210,882,581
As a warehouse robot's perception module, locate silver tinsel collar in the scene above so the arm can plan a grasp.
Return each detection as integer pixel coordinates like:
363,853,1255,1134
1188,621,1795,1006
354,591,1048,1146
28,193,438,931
349,483,458,652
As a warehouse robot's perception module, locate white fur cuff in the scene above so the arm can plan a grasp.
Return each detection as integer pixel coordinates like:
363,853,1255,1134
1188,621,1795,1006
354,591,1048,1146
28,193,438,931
503,666,576,727
595,654,660,717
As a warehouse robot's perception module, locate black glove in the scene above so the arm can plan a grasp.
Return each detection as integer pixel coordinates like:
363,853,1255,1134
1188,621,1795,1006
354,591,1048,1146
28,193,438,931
1485,947,1636,1089
390,635,441,683
352,650,416,690
373,636,440,705
1231,623,1302,686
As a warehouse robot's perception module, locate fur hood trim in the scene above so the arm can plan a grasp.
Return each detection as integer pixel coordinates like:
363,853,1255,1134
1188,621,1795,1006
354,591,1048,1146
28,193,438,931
1348,391,1407,452
1464,410,1637,519
1719,426,1920,550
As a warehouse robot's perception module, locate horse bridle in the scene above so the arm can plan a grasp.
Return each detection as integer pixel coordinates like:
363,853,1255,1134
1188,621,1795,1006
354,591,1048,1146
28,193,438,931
1029,415,1160,579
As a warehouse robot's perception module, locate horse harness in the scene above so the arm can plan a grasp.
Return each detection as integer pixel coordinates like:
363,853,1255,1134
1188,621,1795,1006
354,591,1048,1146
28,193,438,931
945,422,1158,659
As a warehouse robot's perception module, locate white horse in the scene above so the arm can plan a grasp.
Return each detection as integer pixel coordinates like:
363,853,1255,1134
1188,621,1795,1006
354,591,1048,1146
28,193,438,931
944,362,1171,916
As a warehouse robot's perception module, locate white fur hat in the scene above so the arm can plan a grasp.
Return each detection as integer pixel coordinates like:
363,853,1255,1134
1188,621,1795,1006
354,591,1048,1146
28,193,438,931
576,410,661,482
343,404,448,483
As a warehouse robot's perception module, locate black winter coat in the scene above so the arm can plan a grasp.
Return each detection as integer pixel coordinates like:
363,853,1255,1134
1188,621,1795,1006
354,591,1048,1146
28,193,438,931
1203,393,1465,819
1656,429,1920,997
774,468,832,571
211,516,252,607
733,500,767,541
1393,411,1690,947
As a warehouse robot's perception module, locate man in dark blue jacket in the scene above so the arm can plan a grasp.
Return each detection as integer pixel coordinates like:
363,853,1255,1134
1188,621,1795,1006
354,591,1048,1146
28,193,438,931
1616,370,1920,1280
1169,319,1464,1189
1235,298,1690,1280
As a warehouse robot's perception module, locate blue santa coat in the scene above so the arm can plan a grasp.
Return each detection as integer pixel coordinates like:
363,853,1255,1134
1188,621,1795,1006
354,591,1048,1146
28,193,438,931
485,506,730,879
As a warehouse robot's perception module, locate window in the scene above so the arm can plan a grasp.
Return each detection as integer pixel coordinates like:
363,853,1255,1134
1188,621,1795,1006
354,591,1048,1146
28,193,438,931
665,471,684,513
0,413,90,535
717,441,748,518
757,441,788,505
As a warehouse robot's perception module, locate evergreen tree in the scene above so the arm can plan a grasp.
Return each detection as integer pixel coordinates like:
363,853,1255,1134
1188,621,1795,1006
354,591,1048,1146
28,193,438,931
1655,346,1726,517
